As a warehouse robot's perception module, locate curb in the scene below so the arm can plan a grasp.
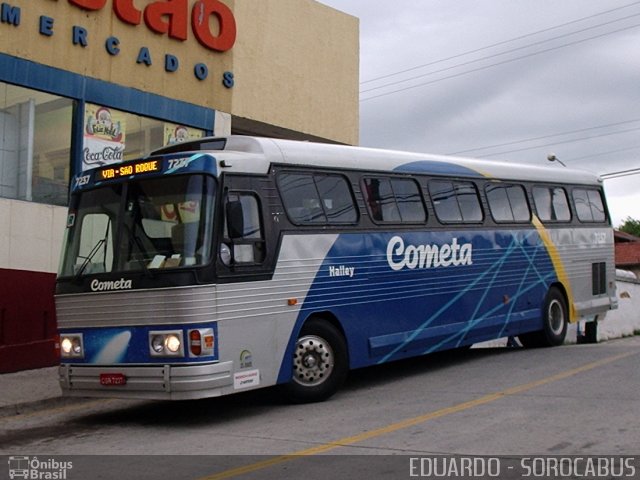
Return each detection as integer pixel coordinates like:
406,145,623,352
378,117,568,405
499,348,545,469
0,396,86,420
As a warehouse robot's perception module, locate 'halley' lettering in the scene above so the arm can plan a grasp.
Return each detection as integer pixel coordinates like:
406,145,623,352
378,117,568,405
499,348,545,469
386,236,473,271
329,265,355,278
68,0,236,52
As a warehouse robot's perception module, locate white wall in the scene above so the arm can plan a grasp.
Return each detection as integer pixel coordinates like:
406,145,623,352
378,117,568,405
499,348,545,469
598,277,640,340
0,197,67,273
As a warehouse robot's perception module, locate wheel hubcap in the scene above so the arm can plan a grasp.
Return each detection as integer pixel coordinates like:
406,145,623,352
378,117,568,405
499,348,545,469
292,335,334,387
548,299,565,335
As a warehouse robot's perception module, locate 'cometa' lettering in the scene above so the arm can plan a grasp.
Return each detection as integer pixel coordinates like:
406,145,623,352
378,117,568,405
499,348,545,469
91,278,133,291
386,236,473,271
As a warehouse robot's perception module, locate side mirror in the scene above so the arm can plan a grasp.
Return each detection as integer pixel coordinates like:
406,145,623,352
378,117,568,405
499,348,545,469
226,201,244,239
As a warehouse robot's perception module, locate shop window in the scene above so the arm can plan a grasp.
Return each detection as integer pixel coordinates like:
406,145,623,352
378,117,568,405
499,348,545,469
82,104,204,171
0,82,72,206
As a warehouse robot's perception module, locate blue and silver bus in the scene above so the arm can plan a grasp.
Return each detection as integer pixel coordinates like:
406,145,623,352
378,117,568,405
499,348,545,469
56,136,617,402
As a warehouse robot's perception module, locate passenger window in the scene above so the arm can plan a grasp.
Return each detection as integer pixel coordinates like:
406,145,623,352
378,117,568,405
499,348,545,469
573,189,606,223
278,172,357,225
315,175,358,223
392,179,426,222
362,177,425,223
430,180,482,223
533,186,571,222
486,184,530,223
278,173,326,223
363,178,400,222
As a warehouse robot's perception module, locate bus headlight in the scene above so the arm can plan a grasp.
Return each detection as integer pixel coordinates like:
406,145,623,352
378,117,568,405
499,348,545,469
60,334,84,358
148,330,184,357
151,335,165,353
165,334,181,353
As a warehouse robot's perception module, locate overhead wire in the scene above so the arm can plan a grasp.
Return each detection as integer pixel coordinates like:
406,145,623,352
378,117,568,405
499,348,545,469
562,145,640,163
360,22,640,102
357,2,640,174
474,126,640,158
601,168,640,179
361,11,640,96
447,119,640,156
360,0,640,86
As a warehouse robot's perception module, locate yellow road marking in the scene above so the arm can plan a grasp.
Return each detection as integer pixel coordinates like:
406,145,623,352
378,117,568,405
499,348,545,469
200,349,638,480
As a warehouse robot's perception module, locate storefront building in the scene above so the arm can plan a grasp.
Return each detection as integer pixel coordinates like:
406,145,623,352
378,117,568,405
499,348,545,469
0,0,359,372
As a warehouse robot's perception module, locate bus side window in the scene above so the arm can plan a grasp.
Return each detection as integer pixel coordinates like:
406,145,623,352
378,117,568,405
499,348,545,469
278,172,357,225
573,188,606,223
533,186,571,222
363,178,399,222
430,180,482,223
486,184,530,223
223,193,265,264
362,177,425,223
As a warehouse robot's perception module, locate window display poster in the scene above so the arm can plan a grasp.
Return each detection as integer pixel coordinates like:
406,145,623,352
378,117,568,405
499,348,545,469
83,104,126,171
164,123,203,146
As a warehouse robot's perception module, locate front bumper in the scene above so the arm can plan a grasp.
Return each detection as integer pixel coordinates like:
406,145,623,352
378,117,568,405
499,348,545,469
59,361,234,400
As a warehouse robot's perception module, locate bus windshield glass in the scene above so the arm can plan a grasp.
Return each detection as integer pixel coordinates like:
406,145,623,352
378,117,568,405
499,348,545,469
59,175,216,277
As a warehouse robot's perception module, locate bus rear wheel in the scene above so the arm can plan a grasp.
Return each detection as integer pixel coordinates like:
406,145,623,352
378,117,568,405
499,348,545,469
283,318,348,403
519,287,568,348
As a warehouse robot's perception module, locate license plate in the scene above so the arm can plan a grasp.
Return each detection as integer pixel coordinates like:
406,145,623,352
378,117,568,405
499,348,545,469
100,373,127,386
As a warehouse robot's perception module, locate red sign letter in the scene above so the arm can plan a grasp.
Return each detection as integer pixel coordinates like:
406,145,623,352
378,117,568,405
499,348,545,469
69,0,107,10
113,0,142,25
191,0,236,52
144,0,188,41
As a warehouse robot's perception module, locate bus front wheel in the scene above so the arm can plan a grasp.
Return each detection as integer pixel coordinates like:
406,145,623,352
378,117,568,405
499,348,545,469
283,318,348,403
519,287,568,348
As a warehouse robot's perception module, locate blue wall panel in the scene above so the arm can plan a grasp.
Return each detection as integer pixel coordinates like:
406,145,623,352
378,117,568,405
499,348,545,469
0,53,215,131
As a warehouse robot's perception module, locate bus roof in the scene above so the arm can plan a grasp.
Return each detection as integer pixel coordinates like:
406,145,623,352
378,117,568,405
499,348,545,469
155,135,602,185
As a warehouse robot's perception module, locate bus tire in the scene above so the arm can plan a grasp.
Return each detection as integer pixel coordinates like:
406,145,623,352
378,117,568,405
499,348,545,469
283,318,348,403
519,287,568,348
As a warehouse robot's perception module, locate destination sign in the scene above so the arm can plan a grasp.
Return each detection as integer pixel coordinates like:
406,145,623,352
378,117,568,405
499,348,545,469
96,159,163,181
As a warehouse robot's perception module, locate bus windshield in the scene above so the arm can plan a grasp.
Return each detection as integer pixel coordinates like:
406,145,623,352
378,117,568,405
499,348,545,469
59,175,216,277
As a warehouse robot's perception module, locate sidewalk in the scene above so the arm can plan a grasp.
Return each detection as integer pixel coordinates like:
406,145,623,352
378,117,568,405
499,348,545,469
0,366,68,417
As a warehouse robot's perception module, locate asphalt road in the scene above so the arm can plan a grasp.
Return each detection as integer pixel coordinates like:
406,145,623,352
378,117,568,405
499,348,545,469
1,336,639,479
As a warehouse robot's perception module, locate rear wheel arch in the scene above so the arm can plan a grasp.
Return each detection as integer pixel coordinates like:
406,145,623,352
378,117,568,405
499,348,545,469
519,285,569,348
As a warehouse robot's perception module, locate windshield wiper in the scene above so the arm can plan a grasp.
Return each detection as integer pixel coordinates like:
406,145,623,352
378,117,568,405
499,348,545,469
74,238,106,281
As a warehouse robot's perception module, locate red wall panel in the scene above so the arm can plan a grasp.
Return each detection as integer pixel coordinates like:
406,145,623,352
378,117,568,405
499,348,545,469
0,268,58,373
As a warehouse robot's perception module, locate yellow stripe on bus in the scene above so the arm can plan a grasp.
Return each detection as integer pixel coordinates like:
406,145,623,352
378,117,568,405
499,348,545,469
531,215,576,322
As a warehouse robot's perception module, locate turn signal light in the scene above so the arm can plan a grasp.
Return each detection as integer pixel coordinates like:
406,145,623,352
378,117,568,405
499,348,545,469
190,330,202,356
188,328,215,357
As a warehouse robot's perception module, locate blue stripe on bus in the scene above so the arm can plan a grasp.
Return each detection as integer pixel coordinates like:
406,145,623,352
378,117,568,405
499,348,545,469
394,160,484,177
59,322,218,364
277,229,556,384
